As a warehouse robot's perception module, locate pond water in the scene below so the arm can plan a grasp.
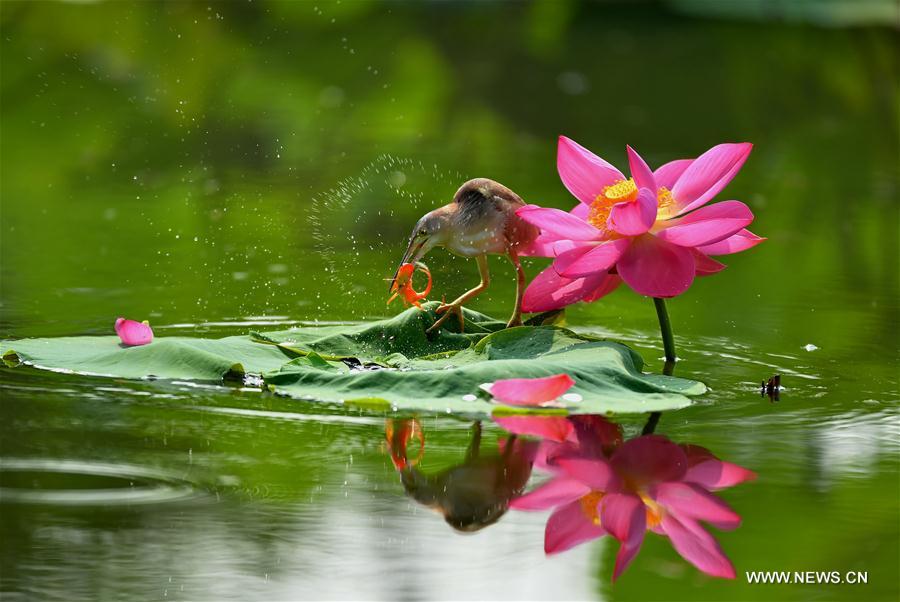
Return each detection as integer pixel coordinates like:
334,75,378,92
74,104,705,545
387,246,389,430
1,2,898,601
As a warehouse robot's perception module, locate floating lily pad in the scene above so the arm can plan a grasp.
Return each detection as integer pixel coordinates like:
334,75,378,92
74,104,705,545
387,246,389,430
1,335,294,380
1,303,705,417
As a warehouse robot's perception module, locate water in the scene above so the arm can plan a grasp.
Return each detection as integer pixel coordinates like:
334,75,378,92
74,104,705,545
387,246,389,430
1,2,898,601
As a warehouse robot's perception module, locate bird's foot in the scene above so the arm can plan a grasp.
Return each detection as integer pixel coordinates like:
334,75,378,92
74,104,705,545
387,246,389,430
426,302,465,334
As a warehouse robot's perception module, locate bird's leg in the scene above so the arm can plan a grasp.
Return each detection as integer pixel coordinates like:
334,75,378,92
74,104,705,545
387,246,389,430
427,254,490,334
507,251,525,328
465,421,482,461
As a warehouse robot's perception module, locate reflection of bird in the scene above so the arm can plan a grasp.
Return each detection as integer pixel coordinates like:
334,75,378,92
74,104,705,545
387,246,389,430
390,178,539,332
388,420,536,532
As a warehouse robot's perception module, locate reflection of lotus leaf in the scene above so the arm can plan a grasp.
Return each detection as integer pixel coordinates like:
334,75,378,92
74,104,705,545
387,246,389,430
2,303,705,418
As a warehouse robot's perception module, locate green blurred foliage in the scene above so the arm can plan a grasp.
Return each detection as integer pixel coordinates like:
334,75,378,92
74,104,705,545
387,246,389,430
1,1,897,342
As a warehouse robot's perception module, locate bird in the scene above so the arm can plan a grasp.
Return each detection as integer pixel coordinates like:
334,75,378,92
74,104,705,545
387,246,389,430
390,178,540,333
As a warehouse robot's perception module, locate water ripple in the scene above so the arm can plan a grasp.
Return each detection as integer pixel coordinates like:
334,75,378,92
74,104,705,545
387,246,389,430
0,458,200,506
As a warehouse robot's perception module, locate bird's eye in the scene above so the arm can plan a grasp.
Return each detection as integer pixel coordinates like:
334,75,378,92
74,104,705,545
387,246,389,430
417,230,429,239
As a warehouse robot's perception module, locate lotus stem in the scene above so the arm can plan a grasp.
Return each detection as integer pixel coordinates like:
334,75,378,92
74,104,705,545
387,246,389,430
643,303,676,436
653,297,676,364
641,412,661,435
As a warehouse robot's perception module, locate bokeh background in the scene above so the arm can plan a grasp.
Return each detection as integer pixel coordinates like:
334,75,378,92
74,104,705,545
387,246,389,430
1,1,898,601
2,0,897,338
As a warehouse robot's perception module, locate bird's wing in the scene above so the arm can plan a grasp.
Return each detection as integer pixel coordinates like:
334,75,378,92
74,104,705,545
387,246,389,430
454,186,500,228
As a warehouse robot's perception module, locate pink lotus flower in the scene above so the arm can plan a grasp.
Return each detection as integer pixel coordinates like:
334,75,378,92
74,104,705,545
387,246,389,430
505,423,755,581
484,373,576,407
115,318,153,346
518,137,765,311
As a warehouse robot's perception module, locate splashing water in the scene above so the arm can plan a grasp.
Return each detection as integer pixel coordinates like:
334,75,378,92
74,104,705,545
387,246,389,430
308,155,467,319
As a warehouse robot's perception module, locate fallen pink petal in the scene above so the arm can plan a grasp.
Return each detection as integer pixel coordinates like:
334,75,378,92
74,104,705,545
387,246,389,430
487,373,575,406
114,318,153,346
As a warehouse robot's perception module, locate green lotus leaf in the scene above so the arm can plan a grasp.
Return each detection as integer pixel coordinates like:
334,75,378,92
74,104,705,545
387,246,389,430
1,303,705,417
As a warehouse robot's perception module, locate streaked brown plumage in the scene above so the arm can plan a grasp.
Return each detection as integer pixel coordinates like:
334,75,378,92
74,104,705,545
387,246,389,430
391,178,539,332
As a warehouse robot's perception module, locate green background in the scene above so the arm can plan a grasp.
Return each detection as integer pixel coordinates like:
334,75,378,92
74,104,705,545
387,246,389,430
1,1,898,600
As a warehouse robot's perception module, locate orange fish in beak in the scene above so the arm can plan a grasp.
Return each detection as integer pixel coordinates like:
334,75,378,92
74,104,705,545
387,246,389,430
388,262,432,309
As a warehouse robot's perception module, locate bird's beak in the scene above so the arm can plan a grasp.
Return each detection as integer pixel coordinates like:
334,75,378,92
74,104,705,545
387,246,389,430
389,237,427,291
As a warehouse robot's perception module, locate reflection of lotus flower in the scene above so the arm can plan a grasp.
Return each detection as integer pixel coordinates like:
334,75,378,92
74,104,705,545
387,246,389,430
499,415,755,581
492,415,575,443
518,137,764,311
494,414,622,462
485,373,575,407
115,318,153,346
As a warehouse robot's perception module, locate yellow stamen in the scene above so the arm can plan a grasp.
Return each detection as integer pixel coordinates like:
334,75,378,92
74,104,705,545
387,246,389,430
656,186,677,219
603,179,638,203
579,491,605,526
587,178,638,232
586,203,612,232
639,491,665,528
